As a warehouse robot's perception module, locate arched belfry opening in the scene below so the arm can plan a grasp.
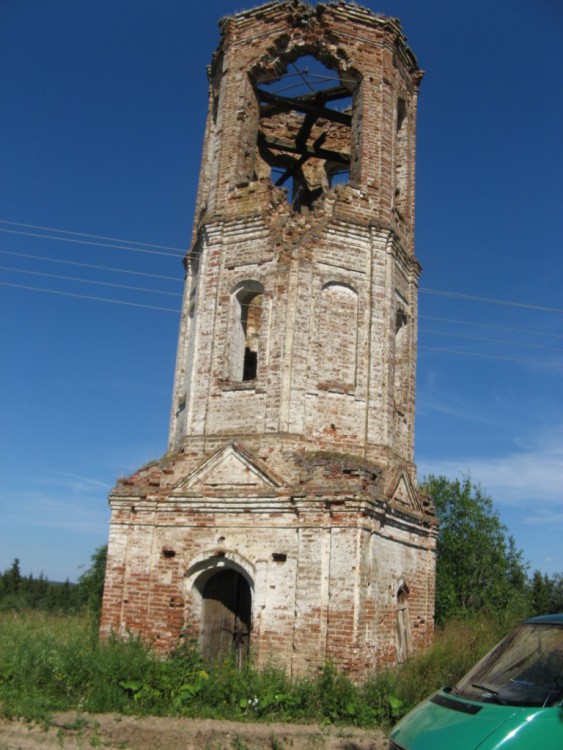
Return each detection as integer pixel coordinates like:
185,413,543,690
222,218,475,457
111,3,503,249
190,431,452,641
252,52,360,210
228,281,265,383
199,569,252,666
101,1,437,681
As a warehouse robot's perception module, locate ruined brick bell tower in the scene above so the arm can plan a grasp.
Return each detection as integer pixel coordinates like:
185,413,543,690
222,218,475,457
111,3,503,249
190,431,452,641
101,0,437,677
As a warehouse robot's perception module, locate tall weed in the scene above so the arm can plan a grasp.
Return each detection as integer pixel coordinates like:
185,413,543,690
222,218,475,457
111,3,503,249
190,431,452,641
0,610,513,726
384,617,503,712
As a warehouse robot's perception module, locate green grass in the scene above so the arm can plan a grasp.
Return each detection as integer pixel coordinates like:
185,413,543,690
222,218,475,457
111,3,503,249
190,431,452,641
0,610,508,727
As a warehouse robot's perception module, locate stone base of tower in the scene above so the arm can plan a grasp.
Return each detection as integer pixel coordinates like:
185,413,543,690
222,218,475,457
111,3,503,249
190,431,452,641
101,439,436,679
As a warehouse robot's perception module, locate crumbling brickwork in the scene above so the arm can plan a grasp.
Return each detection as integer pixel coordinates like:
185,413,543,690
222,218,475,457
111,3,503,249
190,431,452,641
101,0,437,680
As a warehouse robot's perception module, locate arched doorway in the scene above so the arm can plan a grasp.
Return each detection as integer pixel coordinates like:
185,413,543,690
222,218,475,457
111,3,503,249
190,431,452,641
200,568,251,666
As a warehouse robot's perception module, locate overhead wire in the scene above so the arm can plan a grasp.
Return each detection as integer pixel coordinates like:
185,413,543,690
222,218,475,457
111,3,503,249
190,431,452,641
0,249,183,282
419,345,563,370
3,245,561,344
418,328,563,354
0,281,181,313
0,221,559,316
1,219,562,369
0,266,183,297
5,268,558,348
0,228,184,258
0,219,185,252
1,230,560,316
420,287,563,315
2,276,562,369
420,314,563,341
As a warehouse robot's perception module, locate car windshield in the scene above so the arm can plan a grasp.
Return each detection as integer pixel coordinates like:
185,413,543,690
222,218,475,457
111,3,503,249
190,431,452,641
454,622,563,707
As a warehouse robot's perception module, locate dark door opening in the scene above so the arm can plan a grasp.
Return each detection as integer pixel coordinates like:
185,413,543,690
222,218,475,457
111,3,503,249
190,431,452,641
200,569,251,666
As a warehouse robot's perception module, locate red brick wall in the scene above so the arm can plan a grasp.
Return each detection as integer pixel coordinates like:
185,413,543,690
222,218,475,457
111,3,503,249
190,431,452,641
101,1,436,680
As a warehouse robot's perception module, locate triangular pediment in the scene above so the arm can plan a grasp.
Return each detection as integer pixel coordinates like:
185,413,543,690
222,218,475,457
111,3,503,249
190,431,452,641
387,469,422,513
174,443,283,494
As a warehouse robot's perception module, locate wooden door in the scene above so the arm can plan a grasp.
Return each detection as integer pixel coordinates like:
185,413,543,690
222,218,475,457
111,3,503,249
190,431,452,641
201,569,251,665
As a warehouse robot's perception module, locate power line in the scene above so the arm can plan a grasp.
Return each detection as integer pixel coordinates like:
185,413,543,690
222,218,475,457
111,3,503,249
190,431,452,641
2,277,562,368
0,281,180,313
2,235,560,314
3,237,562,318
1,219,562,324
0,266,183,297
419,327,563,354
0,272,260,312
420,287,563,314
0,228,184,258
2,257,562,339
420,314,563,341
419,345,563,370
0,249,183,282
0,219,185,252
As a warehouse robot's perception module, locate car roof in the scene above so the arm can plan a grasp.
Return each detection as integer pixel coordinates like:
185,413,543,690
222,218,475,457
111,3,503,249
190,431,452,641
523,613,563,625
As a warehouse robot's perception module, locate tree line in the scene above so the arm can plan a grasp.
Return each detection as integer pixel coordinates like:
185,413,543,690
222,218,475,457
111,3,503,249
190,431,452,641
0,544,107,617
1,476,561,623
423,474,563,624
0,559,80,612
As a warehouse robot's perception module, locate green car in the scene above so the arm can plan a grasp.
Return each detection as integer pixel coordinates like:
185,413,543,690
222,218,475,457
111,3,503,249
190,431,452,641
389,614,563,750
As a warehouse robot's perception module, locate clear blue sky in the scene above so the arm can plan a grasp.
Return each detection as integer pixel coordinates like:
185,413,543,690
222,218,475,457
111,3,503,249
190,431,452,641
1,0,561,583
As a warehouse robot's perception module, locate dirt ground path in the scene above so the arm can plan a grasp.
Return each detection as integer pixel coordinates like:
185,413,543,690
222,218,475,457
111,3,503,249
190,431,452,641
0,713,389,750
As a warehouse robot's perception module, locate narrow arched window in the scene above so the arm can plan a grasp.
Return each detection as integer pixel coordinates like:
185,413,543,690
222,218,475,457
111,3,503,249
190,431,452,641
394,98,409,218
394,307,409,416
396,582,412,663
229,282,264,382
